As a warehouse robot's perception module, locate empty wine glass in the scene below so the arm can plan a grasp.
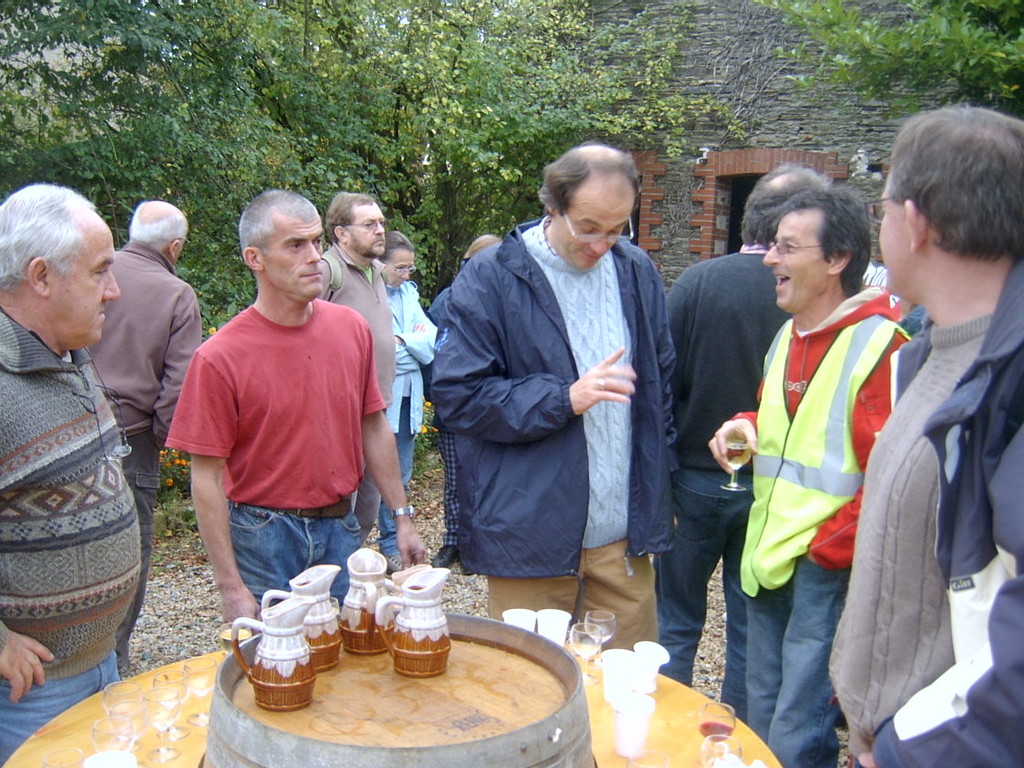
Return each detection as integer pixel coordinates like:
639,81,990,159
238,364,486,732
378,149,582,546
568,621,602,685
102,680,142,715
152,668,191,741
41,748,85,768
143,686,183,763
105,698,148,748
700,733,743,767
721,437,752,491
584,609,617,664
184,656,218,727
91,715,135,753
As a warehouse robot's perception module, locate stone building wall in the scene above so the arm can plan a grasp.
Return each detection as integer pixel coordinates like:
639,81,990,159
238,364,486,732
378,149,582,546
607,0,911,282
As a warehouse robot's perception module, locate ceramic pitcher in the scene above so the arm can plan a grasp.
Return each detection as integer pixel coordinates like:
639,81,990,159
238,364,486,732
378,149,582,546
374,567,451,677
340,548,392,655
289,564,343,671
232,593,317,711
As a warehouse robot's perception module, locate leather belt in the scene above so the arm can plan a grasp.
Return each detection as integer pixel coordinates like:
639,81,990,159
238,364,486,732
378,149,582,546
278,497,352,518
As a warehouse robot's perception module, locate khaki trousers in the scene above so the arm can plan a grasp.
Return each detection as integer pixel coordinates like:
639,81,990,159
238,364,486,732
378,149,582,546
487,538,658,649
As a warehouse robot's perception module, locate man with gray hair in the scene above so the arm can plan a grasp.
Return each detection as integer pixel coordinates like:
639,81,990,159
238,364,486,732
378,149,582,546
0,184,140,762
167,190,425,623
89,200,202,675
656,165,830,719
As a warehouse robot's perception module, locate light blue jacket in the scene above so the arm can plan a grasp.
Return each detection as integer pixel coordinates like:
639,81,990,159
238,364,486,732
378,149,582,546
386,281,436,434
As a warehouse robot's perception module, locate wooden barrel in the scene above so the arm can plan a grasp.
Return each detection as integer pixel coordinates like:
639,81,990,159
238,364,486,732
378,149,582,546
206,614,593,768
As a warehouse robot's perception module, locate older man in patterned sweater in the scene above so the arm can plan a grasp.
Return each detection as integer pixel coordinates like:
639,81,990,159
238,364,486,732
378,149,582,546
0,184,140,763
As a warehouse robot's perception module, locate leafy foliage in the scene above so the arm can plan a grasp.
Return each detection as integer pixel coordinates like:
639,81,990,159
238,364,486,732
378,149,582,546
0,0,730,317
759,0,1024,117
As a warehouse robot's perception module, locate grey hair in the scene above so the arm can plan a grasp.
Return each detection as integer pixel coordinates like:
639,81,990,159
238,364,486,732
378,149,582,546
238,189,320,252
0,183,97,292
128,201,188,249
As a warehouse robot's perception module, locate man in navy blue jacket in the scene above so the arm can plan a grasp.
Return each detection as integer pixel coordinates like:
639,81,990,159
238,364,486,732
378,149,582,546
431,143,675,648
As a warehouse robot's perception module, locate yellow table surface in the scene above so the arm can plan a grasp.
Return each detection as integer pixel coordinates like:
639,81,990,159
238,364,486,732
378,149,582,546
9,652,780,768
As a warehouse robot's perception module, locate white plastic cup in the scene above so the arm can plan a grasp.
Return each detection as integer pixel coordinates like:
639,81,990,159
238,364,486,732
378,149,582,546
612,692,656,758
501,608,537,632
602,648,639,702
84,752,138,768
632,640,670,694
535,608,572,645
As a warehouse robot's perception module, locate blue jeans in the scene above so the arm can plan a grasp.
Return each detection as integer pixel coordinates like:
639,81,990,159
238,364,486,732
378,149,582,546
0,652,119,764
746,556,849,768
377,397,415,557
655,467,750,719
228,502,361,603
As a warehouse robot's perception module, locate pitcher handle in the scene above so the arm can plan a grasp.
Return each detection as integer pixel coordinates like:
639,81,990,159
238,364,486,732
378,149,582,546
260,588,293,615
374,595,402,655
231,617,263,677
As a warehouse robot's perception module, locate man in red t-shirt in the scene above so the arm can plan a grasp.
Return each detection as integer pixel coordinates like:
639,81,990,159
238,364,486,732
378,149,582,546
167,190,425,622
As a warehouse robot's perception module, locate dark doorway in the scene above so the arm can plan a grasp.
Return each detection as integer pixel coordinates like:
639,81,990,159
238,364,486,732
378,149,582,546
726,175,761,254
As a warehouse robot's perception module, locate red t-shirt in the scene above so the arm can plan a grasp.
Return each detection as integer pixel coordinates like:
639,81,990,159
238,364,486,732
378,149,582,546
167,301,384,508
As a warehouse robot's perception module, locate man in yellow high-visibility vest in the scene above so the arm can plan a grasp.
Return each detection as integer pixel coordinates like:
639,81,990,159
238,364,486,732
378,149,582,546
710,185,908,768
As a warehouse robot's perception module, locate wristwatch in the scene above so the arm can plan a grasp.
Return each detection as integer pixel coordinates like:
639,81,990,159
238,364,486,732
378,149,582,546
392,505,416,518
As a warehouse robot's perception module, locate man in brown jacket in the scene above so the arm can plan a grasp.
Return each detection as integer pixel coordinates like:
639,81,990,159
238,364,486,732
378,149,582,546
89,200,202,675
320,192,400,569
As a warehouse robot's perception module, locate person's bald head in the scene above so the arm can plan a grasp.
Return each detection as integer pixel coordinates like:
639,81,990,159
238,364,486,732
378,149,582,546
128,200,189,263
538,142,639,215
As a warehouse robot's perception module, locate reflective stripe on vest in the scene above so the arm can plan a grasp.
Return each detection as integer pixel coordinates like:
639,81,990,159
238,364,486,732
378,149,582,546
741,314,897,595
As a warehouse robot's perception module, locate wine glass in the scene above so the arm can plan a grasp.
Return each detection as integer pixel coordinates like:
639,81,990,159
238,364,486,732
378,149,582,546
41,748,85,768
626,750,669,768
102,680,142,715
152,668,191,741
700,733,743,767
143,686,183,763
105,699,148,748
568,622,602,685
721,437,752,491
184,656,218,727
698,701,736,737
584,609,617,664
91,714,135,753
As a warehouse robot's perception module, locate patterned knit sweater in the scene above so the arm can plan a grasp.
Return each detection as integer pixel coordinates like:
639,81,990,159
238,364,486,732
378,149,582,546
0,309,140,679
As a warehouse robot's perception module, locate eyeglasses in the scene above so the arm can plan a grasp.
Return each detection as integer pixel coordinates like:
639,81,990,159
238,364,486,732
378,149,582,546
391,265,417,274
767,241,821,258
564,214,634,245
344,219,386,232
867,198,890,226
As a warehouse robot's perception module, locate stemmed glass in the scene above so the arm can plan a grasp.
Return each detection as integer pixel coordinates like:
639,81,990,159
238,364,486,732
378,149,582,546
700,734,743,767
102,681,142,715
584,609,617,664
153,668,191,741
184,656,218,727
721,438,752,491
143,686,184,763
91,715,135,753
568,621,602,685
698,701,736,737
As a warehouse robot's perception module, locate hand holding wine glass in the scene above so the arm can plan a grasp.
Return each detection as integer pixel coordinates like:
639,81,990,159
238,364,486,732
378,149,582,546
568,622,602,685
710,420,757,491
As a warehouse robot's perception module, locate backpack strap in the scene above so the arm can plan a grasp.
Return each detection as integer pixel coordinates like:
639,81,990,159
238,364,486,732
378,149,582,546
322,249,345,293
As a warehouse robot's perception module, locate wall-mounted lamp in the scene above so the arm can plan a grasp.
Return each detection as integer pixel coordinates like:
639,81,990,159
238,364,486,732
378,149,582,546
697,147,711,165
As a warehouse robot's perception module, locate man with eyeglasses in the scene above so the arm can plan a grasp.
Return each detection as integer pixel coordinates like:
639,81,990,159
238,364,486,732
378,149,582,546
0,184,141,763
655,164,830,721
88,200,202,676
320,192,399,560
431,143,675,648
830,106,1024,768
709,185,907,768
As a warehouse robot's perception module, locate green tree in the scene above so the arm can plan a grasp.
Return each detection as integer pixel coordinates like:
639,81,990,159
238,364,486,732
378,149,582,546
1,0,731,321
759,0,1024,117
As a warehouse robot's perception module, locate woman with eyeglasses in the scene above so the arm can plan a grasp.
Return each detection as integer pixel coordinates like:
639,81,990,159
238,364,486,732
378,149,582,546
375,231,437,572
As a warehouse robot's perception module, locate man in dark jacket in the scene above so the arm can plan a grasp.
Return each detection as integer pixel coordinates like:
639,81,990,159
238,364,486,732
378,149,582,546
832,106,1024,768
431,144,675,648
